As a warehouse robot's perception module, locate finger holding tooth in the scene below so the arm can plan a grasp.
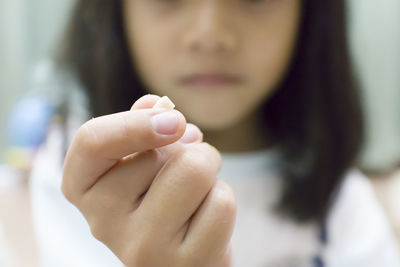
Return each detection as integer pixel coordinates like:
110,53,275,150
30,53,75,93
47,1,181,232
130,94,203,151
152,96,176,110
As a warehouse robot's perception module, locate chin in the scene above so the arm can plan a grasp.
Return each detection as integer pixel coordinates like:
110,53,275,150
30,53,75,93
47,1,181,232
187,111,244,132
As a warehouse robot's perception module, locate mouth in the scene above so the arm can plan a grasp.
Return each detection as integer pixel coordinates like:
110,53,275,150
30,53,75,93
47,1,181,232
180,72,243,89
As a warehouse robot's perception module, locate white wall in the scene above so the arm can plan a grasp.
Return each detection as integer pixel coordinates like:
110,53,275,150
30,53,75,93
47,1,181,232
0,0,27,162
348,0,400,170
0,0,75,162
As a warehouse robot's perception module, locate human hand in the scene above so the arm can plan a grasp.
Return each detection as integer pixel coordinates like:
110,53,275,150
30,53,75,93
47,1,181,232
62,94,236,267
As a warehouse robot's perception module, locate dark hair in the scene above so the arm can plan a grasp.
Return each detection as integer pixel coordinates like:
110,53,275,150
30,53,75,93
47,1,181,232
58,0,364,222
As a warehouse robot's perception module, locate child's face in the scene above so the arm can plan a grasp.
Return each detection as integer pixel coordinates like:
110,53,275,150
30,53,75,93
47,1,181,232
123,0,301,131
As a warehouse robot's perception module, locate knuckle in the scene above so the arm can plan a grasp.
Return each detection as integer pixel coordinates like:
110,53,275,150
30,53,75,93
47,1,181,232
177,147,216,188
61,168,78,204
85,199,129,252
87,212,121,246
84,196,116,244
74,119,101,156
61,180,74,203
88,217,108,242
121,112,136,140
198,142,222,168
180,149,209,174
212,181,237,217
61,157,75,203
179,143,221,177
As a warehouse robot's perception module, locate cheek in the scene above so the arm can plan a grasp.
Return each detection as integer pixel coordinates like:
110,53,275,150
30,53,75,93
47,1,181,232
128,29,169,83
123,8,175,90
248,36,295,92
246,18,300,97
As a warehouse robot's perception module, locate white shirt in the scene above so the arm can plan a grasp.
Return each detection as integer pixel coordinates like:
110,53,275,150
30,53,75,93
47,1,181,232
219,150,400,267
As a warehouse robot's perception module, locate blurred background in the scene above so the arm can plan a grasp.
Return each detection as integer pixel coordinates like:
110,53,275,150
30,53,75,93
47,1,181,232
0,0,399,266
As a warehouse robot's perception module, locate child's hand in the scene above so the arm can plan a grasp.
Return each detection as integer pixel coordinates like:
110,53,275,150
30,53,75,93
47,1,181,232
62,95,236,267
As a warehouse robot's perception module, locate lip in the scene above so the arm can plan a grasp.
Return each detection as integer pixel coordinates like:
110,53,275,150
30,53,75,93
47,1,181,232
180,73,242,88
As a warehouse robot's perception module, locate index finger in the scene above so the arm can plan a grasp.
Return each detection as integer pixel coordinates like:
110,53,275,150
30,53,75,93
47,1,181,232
62,108,187,201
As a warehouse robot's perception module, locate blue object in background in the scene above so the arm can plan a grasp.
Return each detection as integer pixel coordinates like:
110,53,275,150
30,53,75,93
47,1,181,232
7,97,55,148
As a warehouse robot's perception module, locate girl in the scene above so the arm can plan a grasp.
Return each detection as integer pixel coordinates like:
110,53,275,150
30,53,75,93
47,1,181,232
30,0,399,266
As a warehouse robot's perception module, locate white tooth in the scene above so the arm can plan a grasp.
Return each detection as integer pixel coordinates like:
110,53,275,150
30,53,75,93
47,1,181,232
153,96,175,110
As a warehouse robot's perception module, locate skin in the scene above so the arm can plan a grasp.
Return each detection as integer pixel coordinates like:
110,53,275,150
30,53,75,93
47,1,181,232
123,0,302,152
62,0,301,266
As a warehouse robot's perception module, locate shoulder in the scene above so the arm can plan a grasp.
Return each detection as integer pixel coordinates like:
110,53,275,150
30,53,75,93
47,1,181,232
323,168,400,266
326,168,391,245
330,168,379,220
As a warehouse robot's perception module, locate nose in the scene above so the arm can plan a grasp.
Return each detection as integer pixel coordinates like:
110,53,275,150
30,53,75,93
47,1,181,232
182,2,237,55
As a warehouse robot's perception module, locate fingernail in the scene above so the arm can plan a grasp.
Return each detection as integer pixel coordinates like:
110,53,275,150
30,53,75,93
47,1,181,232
179,124,201,144
151,111,179,135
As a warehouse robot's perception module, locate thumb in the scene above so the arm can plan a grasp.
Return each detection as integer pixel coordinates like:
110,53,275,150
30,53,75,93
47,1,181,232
62,107,187,197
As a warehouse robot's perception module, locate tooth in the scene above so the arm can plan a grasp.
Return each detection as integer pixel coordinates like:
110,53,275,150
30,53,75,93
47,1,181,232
153,96,175,110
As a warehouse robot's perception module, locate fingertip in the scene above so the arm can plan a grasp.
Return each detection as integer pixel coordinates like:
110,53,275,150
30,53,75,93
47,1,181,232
179,123,203,144
131,94,161,110
150,109,188,143
171,109,188,139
